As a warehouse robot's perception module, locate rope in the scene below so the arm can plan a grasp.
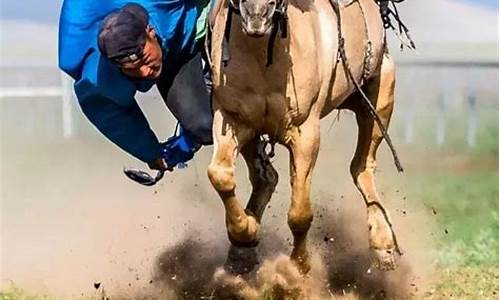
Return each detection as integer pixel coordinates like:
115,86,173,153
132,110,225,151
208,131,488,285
332,1,404,172
377,0,416,50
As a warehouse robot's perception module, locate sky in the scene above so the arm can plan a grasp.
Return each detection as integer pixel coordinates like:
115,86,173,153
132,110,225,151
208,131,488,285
0,0,498,24
0,0,498,64
462,0,498,8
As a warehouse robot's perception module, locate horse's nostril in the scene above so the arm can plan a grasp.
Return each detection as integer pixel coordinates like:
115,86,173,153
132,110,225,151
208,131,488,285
386,249,393,254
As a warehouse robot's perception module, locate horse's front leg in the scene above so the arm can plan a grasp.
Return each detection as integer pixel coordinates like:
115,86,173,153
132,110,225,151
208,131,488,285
207,110,259,247
286,118,320,274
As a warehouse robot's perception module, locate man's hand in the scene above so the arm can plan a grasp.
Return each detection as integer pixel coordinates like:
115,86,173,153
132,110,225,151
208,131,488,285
148,157,172,171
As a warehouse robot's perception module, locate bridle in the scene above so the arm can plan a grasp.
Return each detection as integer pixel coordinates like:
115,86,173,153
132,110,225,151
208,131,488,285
226,0,289,66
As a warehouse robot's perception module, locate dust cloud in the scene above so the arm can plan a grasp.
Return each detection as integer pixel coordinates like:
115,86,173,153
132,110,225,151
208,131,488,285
137,199,426,300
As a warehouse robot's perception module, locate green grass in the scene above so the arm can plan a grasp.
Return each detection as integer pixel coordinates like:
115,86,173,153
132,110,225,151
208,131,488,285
423,266,499,300
393,106,499,299
406,123,499,299
0,285,56,300
410,172,499,267
415,171,499,299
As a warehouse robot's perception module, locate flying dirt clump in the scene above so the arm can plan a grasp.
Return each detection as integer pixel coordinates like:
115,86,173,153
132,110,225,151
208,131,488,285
153,233,228,299
213,252,333,299
309,204,414,299
150,201,416,300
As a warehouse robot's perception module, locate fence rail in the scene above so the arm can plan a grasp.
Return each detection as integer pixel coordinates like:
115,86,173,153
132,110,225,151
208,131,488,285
0,61,498,146
398,60,499,68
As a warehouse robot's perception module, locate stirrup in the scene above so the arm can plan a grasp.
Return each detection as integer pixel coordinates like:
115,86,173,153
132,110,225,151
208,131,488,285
123,168,165,186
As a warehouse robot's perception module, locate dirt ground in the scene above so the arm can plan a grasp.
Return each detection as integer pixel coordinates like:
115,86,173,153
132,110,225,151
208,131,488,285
1,110,497,299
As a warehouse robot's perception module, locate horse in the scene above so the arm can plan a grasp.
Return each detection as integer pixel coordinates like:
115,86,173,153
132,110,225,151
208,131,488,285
207,0,402,273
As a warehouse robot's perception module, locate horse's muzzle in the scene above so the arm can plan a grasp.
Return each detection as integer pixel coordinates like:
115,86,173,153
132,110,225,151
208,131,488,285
242,18,273,38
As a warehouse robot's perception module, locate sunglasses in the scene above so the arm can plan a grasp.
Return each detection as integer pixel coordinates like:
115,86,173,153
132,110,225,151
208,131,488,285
110,46,145,65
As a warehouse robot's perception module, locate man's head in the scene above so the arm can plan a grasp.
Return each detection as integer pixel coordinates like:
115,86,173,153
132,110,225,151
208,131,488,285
98,3,163,79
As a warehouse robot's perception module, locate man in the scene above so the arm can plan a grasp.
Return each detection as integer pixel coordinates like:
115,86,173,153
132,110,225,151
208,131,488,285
58,0,213,177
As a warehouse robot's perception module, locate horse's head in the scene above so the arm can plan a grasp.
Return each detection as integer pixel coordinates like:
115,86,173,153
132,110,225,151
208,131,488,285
231,0,285,37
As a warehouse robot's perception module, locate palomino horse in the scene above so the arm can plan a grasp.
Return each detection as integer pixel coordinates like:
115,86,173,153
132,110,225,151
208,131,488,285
208,0,402,273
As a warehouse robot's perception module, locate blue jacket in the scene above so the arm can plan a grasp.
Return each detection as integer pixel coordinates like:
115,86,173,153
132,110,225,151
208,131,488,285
59,0,205,163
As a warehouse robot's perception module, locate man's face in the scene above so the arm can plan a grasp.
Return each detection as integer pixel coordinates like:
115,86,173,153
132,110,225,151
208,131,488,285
119,27,163,80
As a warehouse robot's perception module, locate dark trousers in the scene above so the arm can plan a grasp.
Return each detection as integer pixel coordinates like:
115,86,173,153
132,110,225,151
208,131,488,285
156,46,213,145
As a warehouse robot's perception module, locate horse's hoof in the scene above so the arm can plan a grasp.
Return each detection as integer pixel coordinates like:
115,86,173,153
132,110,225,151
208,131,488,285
367,206,399,271
371,248,397,271
224,245,259,274
291,251,311,274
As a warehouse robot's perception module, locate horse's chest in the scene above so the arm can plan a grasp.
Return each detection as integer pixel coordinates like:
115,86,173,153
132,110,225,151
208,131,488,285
214,74,289,132
213,9,325,132
217,55,320,131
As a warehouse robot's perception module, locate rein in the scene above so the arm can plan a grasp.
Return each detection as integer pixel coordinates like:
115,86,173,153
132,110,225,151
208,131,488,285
331,0,405,172
265,2,288,66
377,0,415,50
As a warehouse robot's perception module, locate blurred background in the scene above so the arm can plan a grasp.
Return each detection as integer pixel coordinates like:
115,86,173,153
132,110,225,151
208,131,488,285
1,0,498,299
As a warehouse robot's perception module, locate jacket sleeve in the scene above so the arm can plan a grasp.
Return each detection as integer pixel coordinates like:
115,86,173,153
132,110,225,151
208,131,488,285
77,90,162,163
73,51,162,164
58,0,163,163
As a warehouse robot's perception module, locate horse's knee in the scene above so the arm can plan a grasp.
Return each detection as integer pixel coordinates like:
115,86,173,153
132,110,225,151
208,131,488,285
208,163,235,192
288,206,313,235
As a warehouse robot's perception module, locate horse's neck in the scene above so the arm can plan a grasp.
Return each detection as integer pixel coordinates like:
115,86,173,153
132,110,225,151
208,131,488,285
228,18,278,66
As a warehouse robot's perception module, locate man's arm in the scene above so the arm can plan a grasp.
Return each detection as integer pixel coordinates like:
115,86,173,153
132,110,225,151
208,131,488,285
78,91,164,166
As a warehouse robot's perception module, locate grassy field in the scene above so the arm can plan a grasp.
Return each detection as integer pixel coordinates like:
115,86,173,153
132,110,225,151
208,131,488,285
414,110,499,299
417,170,499,299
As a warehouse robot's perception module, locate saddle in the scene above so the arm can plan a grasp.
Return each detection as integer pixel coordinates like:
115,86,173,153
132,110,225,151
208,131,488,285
206,0,414,80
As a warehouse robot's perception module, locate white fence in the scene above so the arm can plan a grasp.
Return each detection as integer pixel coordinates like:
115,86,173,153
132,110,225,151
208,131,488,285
0,61,498,147
396,61,498,149
0,65,75,138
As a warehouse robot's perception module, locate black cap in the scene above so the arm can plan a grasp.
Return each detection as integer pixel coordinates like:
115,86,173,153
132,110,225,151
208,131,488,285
98,3,149,63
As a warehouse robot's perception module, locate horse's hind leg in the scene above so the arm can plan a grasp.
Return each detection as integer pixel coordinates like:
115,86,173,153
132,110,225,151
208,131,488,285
225,138,279,273
207,110,259,247
286,119,320,274
241,138,279,222
346,53,400,270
